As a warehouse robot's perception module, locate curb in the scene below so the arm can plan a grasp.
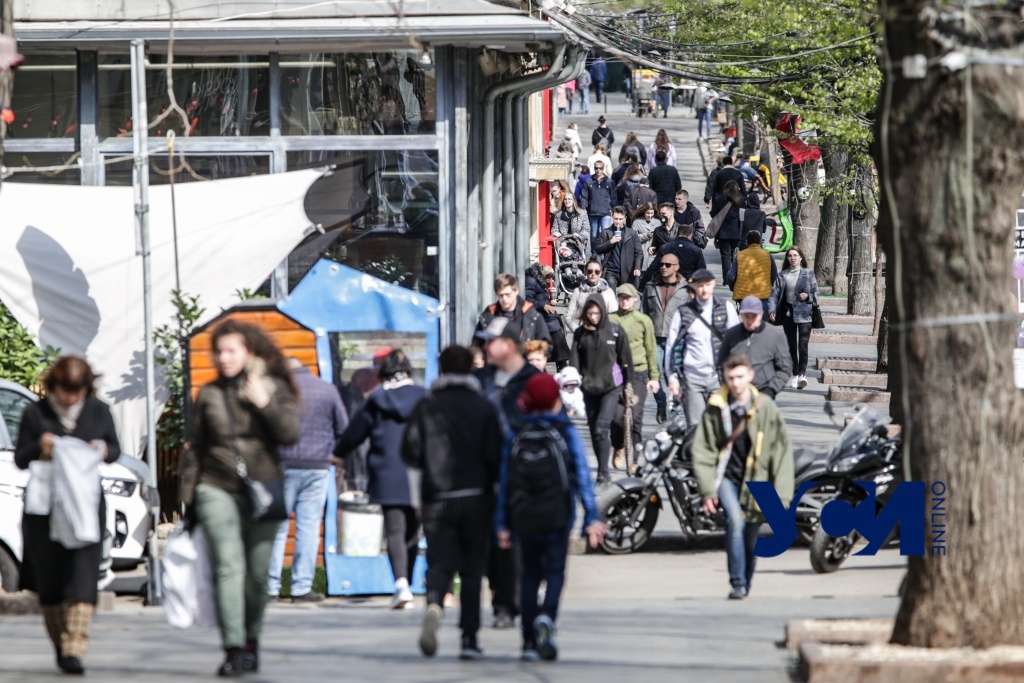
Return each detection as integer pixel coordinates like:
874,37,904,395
811,332,878,345
820,369,888,388
822,314,873,326
816,357,877,371
785,618,893,650
827,386,890,403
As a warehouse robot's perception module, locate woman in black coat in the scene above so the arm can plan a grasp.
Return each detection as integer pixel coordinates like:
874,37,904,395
711,179,761,282
15,357,121,675
524,263,571,369
335,350,429,610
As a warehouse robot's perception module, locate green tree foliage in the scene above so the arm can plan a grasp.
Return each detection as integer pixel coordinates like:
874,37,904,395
0,301,60,392
154,291,205,450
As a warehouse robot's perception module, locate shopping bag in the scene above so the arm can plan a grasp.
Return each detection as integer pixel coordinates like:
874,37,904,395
162,522,218,629
49,437,103,549
24,461,53,515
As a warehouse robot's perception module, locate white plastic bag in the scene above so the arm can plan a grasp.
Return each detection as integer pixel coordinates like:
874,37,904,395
49,436,103,548
24,460,53,515
162,523,218,629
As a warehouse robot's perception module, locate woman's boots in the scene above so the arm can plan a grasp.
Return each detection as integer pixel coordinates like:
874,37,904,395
41,601,93,675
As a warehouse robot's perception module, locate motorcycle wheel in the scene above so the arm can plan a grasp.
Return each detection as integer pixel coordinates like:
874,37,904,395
598,487,660,555
809,526,859,574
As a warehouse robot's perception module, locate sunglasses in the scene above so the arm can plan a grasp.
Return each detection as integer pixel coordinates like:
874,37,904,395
660,262,679,268
586,268,602,275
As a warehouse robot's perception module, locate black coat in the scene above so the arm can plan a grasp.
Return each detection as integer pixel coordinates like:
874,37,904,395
524,270,560,334
638,237,708,291
16,396,121,605
647,163,682,205
335,382,429,506
711,193,762,242
401,376,502,504
595,226,644,284
570,293,634,396
477,362,540,433
580,176,616,217
712,166,746,198
474,296,552,345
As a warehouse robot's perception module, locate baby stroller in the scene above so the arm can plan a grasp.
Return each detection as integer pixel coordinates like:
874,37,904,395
552,233,588,302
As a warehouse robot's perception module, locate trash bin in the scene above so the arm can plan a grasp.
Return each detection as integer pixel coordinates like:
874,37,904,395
337,491,383,557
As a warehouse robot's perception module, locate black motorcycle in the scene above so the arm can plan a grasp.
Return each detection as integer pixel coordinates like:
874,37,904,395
598,412,725,554
808,407,903,573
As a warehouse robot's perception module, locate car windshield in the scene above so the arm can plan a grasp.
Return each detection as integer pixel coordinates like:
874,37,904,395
825,409,891,468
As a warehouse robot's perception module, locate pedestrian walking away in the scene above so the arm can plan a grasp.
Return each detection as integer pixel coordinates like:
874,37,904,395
592,114,614,148
474,273,552,346
565,257,619,333
647,149,683,206
594,207,643,290
579,161,616,250
719,296,792,399
711,179,759,281
188,320,301,676
268,359,349,604
623,176,658,220
564,122,583,158
495,373,608,662
15,357,123,676
768,246,820,389
610,284,661,469
639,209,707,290
641,255,693,424
576,69,592,113
665,270,738,429
618,131,648,169
402,346,503,661
696,83,716,139
335,350,429,611
524,263,571,368
570,293,634,486
726,231,778,313
590,57,608,103
475,318,542,629
691,353,793,599
650,129,677,169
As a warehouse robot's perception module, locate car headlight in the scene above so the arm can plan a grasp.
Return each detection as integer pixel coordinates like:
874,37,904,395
101,477,137,497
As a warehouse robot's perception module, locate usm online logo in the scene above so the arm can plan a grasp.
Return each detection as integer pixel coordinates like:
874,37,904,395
748,481,948,558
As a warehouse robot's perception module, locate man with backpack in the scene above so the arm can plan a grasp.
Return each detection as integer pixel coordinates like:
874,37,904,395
665,269,738,429
474,273,551,347
403,346,503,660
495,373,608,662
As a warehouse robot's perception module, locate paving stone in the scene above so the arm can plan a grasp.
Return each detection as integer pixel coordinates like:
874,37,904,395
827,385,891,403
816,357,877,371
812,332,878,345
800,641,1024,683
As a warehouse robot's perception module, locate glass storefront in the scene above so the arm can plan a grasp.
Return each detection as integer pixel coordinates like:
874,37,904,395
3,153,82,184
6,53,77,139
279,52,435,136
102,154,271,186
286,150,439,297
98,54,272,137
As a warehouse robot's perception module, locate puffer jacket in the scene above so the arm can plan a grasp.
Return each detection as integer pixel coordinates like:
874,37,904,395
525,265,560,334
768,266,821,324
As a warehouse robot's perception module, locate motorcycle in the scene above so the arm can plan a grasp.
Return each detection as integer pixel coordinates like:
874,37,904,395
598,411,725,555
808,406,903,573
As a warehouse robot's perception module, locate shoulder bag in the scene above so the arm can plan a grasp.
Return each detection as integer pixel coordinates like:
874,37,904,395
811,304,826,330
705,203,732,240
223,392,288,522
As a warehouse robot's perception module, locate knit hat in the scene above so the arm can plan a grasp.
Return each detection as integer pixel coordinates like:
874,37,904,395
517,373,561,413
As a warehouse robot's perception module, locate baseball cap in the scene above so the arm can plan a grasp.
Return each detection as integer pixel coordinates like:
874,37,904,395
616,283,639,298
738,295,763,315
518,373,562,413
474,316,519,342
690,268,715,283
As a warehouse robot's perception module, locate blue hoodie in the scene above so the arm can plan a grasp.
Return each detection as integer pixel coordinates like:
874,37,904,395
495,412,600,537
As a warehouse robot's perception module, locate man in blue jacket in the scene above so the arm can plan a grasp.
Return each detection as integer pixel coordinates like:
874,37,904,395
579,160,617,251
495,374,608,663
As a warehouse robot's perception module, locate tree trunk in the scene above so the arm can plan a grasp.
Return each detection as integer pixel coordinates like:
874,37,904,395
848,162,876,316
816,143,848,289
872,244,885,335
877,2,1024,649
876,300,889,374
789,159,822,268
832,201,850,295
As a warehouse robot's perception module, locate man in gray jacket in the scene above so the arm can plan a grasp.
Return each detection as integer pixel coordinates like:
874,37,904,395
642,252,691,423
718,296,792,399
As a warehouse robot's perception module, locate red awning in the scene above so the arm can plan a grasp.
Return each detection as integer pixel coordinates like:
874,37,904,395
775,114,821,165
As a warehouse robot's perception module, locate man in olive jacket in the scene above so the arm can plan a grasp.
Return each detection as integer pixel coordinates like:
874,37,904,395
690,353,792,600
610,283,660,467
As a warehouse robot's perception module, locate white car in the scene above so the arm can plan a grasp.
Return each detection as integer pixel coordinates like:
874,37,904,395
0,379,157,592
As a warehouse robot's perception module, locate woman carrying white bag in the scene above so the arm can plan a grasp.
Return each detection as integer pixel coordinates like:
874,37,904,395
15,357,121,676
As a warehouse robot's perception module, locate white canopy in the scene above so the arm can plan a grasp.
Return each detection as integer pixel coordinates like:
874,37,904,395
0,169,322,456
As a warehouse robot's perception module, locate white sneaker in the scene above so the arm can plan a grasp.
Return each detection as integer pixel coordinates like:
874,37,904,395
391,587,414,609
798,375,808,390
786,376,798,389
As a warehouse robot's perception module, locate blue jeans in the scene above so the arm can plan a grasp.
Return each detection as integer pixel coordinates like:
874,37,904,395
698,107,713,138
579,88,590,114
718,478,762,591
517,529,570,647
267,469,330,596
594,80,605,103
588,214,612,252
655,338,667,408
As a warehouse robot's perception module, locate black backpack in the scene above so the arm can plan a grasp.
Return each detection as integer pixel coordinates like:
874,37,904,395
506,421,572,535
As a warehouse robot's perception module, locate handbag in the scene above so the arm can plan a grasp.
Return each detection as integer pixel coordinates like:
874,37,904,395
223,392,288,522
705,203,731,240
811,304,826,330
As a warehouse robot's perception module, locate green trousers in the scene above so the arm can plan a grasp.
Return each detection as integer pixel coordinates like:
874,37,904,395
195,483,279,649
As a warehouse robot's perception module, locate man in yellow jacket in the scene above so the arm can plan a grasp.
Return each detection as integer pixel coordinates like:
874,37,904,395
726,231,778,315
690,353,793,600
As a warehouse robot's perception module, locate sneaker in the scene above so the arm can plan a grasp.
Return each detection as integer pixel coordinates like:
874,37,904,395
493,612,515,630
728,587,748,600
612,449,625,470
656,404,667,424
534,615,558,661
595,472,611,487
521,648,541,662
291,591,325,603
459,635,485,661
419,604,442,657
391,587,414,610
798,375,809,390
786,376,798,389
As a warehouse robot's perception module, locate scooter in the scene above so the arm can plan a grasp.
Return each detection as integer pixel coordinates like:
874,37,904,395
598,411,725,555
808,406,903,573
